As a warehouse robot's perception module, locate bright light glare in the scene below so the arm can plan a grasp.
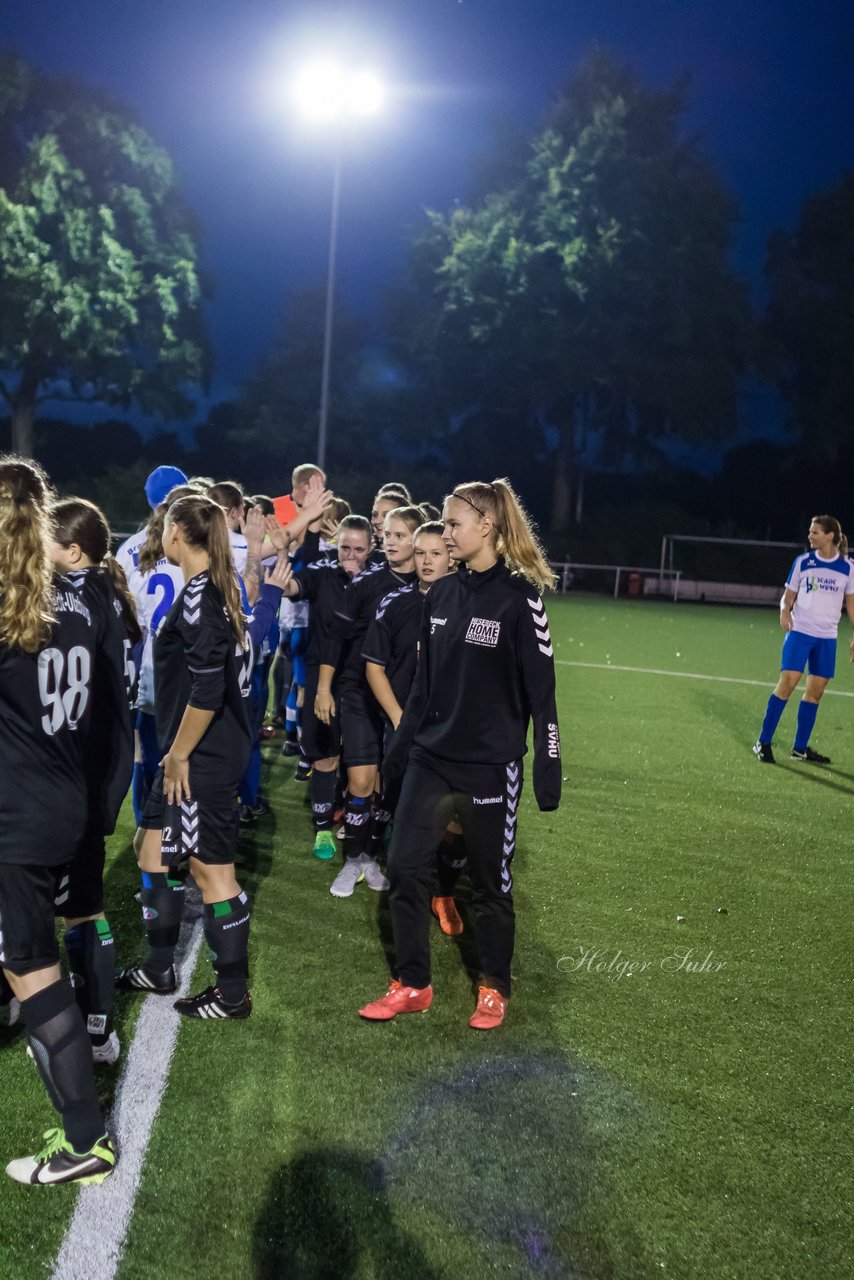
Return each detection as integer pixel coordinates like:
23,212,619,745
293,62,383,121
347,72,383,115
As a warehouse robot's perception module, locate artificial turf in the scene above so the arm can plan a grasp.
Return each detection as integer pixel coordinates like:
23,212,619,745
1,595,851,1279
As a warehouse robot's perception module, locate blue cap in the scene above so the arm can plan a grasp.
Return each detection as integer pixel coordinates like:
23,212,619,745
145,465,188,509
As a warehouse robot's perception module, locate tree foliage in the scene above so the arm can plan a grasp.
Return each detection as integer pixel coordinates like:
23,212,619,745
392,52,752,529
218,289,408,489
764,171,854,462
0,55,209,455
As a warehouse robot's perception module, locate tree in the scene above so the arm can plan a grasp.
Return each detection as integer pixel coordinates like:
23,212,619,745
218,289,402,490
0,55,209,456
392,52,752,530
764,172,854,462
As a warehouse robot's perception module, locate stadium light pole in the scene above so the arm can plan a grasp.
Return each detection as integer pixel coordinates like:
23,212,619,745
293,62,384,472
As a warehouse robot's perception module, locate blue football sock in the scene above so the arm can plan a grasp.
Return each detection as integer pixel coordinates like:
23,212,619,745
131,762,147,826
759,694,788,744
794,700,819,751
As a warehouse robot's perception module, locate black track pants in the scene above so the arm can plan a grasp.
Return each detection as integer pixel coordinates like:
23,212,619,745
388,748,522,998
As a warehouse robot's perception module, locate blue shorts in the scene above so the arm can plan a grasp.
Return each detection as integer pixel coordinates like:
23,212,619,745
781,631,836,679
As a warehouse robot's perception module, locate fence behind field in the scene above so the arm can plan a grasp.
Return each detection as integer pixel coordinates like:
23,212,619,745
550,562,681,599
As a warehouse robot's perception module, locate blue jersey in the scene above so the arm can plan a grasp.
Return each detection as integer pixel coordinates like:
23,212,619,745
785,552,854,639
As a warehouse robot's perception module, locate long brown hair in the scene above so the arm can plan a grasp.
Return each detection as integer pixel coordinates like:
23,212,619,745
209,480,244,515
450,478,556,592
52,497,142,645
811,514,849,558
138,483,201,574
166,494,245,646
0,455,56,652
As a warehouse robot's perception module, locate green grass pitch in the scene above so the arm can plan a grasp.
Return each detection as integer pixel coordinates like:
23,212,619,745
1,595,850,1279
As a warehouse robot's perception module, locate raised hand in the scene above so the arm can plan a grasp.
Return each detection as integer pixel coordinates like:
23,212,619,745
264,513,287,553
244,504,266,551
264,553,293,592
301,487,335,522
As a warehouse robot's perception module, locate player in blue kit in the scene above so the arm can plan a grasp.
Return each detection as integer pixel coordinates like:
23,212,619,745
754,515,854,764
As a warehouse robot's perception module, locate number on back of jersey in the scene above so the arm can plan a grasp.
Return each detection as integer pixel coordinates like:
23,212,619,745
38,645,92,735
148,572,177,634
123,637,141,707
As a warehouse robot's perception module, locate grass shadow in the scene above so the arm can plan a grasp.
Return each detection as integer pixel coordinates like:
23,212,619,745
378,1053,622,1280
253,1147,440,1280
773,761,854,798
236,808,277,890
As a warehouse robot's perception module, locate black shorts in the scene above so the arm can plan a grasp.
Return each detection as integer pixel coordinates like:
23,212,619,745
62,828,107,919
340,687,384,769
300,665,341,763
140,768,240,866
0,863,70,974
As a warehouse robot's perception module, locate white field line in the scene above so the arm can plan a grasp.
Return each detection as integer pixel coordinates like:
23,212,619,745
555,658,854,698
51,909,204,1280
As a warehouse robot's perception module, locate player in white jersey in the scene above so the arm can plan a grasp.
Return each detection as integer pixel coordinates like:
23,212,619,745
209,481,248,575
116,470,194,820
115,465,188,582
753,515,854,764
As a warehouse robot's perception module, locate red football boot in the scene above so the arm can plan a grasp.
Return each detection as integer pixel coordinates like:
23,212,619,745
468,985,507,1030
431,896,464,936
359,979,433,1021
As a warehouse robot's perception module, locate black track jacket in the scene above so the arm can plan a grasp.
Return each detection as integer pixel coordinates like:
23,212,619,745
384,559,562,811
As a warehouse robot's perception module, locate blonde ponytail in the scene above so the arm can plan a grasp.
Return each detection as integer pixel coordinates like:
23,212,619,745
0,455,56,652
451,478,556,592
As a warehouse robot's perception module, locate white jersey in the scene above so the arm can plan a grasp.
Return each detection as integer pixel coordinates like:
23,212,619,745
230,529,248,576
280,594,309,630
116,530,185,714
785,552,854,640
115,527,146,582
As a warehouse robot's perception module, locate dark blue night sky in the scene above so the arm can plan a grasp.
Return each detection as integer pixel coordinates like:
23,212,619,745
3,0,852,411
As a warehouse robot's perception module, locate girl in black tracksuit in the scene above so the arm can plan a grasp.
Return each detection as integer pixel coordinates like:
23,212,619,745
117,494,257,1020
0,459,123,1186
360,479,562,1030
50,498,139,1064
316,505,423,895
362,521,467,934
284,514,374,858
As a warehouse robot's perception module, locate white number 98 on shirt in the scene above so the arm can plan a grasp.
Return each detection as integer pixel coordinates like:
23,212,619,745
37,645,92,735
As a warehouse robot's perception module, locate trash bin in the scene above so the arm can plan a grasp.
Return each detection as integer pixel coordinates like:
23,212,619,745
628,572,643,597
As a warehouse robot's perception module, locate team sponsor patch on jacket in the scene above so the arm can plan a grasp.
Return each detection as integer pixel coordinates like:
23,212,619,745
465,617,501,647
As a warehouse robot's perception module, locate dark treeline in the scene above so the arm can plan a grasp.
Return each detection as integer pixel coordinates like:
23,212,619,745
1,51,852,551
3,414,850,570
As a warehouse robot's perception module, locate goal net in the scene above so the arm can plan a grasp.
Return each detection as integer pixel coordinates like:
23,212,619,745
652,534,805,605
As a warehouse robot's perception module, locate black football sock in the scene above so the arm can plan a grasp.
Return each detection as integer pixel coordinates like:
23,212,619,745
310,767,338,832
203,892,251,1004
140,871,185,972
0,967,14,1007
21,980,105,1154
436,831,467,897
64,918,115,1046
343,794,371,861
370,792,392,859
